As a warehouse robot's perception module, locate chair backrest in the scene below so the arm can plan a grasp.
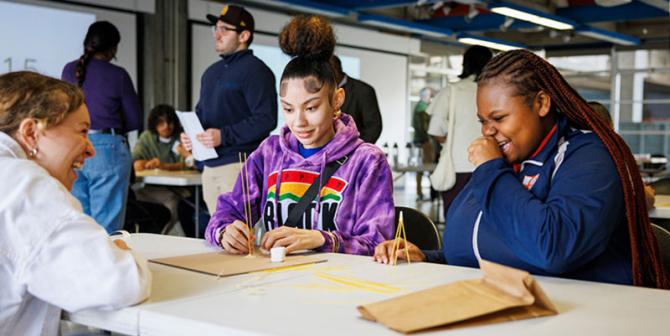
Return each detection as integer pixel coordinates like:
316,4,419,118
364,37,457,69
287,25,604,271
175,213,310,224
651,223,670,278
394,206,441,250
651,177,670,195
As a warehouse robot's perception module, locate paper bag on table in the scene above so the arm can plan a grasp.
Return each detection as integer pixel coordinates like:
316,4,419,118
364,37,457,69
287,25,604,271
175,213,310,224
357,259,557,334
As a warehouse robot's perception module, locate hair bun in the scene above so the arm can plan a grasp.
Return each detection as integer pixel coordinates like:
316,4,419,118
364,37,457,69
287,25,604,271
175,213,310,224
278,15,335,61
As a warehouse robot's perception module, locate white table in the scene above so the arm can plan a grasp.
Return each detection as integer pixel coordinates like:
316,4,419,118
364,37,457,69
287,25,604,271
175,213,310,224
649,194,670,219
136,170,204,237
64,234,670,336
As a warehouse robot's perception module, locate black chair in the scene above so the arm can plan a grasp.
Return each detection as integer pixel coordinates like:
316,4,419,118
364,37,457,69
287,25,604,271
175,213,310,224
651,177,670,195
651,223,670,278
394,206,441,250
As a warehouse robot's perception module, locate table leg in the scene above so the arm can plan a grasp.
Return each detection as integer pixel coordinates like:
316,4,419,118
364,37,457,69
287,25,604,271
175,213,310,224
195,185,200,238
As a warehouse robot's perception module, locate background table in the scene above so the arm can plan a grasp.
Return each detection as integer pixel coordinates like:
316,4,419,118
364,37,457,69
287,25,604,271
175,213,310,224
135,170,204,237
649,194,670,219
65,234,670,336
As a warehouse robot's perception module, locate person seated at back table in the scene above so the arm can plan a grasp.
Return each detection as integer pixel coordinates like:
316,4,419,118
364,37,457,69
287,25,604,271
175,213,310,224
374,50,668,288
133,104,191,172
132,104,193,234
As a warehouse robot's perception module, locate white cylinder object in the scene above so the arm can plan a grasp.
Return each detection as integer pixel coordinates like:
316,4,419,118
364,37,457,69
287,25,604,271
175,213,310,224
270,247,287,263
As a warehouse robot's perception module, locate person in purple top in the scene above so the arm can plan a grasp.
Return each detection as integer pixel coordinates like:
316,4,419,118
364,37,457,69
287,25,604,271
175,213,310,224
205,15,395,256
61,21,142,233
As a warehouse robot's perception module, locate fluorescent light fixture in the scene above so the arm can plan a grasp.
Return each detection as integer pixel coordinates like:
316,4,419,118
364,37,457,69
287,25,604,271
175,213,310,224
575,27,640,46
358,14,453,38
457,33,526,51
489,1,575,30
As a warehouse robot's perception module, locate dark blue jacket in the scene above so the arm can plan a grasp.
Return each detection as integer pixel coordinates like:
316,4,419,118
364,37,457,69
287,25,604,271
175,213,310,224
196,49,277,167
426,115,632,285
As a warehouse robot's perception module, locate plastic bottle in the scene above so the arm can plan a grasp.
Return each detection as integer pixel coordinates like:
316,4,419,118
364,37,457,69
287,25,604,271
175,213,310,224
392,143,399,168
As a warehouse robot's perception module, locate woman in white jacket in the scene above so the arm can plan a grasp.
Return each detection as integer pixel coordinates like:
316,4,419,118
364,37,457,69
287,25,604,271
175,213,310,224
0,71,151,336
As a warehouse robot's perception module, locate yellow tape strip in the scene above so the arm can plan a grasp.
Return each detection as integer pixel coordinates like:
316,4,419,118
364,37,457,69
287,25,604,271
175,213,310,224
314,271,400,294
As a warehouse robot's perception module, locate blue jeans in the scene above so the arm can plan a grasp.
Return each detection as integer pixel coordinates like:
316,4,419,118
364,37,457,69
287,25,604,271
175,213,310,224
72,134,131,233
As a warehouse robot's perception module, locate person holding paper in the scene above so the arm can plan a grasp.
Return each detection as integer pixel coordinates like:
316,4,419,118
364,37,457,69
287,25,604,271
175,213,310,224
374,50,669,289
61,21,142,233
0,72,151,335
180,5,277,214
205,15,395,256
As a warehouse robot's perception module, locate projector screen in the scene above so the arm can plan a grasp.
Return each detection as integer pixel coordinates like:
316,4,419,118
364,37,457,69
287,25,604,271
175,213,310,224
190,22,408,147
0,0,138,86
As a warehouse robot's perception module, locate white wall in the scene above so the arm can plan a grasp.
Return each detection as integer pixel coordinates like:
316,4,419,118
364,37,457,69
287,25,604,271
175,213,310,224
2,0,138,87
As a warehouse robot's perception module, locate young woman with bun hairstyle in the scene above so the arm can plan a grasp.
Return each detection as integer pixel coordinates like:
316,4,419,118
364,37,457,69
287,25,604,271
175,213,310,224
205,15,395,256
375,50,668,289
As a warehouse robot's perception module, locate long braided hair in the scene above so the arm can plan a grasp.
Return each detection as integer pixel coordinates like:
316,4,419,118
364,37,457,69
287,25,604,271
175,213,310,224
477,49,668,289
75,21,120,87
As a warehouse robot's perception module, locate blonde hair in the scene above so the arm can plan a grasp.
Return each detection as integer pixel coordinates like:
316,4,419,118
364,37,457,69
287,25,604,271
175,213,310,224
0,71,84,135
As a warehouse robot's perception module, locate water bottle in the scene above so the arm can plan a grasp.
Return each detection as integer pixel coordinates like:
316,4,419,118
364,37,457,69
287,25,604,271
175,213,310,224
392,143,399,168
406,143,413,166
382,142,389,159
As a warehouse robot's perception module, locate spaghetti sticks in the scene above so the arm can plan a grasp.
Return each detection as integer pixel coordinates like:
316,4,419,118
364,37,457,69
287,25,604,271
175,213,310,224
239,152,254,255
391,211,410,266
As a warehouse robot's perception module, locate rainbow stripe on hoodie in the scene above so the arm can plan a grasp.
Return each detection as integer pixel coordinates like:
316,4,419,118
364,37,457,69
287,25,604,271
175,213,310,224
265,169,348,230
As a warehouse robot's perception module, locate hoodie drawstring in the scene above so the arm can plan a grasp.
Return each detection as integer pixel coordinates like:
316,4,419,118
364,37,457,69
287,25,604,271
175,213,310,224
312,153,327,230
273,152,287,231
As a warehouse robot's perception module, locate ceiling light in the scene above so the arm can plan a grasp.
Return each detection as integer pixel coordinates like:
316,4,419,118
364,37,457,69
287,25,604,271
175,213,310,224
575,27,640,46
489,1,575,30
457,33,526,51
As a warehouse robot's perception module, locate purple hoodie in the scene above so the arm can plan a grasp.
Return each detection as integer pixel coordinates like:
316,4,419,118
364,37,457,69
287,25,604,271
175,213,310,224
205,114,395,255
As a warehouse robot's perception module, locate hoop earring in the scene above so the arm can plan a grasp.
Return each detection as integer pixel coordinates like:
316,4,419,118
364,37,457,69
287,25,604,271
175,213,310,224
28,147,38,159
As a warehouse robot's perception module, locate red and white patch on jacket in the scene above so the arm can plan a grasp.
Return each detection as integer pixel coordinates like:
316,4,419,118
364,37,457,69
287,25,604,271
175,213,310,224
522,174,540,190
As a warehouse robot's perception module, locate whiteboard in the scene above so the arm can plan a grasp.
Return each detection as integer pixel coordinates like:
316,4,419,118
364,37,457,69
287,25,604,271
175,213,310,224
0,0,138,87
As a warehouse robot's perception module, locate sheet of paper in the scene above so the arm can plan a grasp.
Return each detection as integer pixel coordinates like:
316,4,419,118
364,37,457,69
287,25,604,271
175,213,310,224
176,111,218,161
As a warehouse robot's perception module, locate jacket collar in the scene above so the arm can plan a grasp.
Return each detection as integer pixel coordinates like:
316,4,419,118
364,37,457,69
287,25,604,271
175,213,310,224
220,49,252,64
0,132,27,160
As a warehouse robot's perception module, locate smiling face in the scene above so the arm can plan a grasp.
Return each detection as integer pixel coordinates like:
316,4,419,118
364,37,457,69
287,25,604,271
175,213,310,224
34,104,95,190
476,83,554,164
280,77,344,149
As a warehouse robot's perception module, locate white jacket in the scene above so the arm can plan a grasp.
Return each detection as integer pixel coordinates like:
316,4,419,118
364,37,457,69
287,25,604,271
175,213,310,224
0,132,151,336
427,76,481,173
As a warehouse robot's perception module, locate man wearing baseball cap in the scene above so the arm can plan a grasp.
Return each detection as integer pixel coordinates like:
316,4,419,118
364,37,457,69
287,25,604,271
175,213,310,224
181,4,277,216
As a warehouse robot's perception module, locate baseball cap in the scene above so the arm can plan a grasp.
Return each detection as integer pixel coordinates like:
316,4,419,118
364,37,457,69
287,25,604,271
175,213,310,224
206,5,255,34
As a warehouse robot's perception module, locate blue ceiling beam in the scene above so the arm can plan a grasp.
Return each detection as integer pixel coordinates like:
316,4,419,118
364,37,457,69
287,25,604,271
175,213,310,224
274,0,351,16
419,13,535,32
359,13,455,37
556,1,669,23
352,0,443,10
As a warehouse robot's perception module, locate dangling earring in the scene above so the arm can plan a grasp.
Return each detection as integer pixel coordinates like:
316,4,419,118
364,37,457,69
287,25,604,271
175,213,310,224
334,109,341,119
28,147,38,159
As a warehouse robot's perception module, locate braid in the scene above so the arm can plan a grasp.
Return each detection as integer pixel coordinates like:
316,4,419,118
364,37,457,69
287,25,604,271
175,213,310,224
75,48,93,87
478,50,669,289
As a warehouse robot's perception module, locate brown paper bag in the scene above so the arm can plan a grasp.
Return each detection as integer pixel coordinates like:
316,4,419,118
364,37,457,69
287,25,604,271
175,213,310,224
357,259,557,334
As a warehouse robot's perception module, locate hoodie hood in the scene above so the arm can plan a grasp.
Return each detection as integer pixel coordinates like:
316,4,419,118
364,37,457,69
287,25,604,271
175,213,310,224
278,113,363,164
